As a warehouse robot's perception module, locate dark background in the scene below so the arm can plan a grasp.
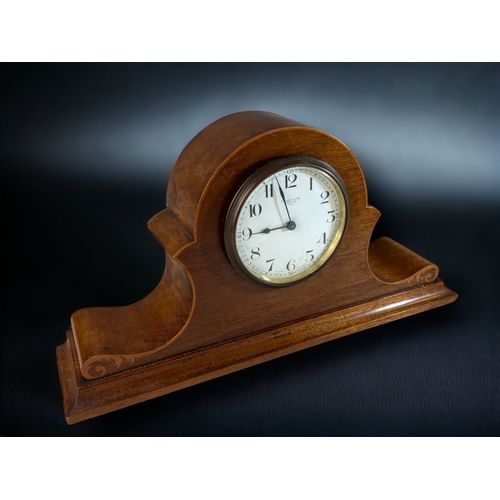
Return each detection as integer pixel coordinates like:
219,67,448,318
1,63,499,436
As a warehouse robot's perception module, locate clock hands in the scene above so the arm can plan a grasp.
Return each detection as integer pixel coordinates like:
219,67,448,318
253,176,297,235
254,221,296,235
274,175,294,225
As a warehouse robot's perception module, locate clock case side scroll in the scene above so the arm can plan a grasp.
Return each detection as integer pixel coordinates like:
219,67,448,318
56,111,457,424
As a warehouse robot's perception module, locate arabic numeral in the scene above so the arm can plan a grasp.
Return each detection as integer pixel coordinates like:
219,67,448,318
317,232,327,244
251,247,261,260
320,191,330,204
236,228,253,240
285,174,297,189
249,204,262,217
242,228,253,240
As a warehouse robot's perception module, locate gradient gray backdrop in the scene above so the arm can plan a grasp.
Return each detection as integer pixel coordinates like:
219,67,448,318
2,63,499,435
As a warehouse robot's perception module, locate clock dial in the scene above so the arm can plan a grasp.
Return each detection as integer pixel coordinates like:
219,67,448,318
224,157,349,286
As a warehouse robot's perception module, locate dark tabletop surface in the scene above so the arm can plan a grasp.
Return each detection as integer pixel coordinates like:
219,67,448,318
2,63,499,436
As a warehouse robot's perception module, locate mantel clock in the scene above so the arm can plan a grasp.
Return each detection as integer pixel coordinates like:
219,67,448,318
56,111,457,424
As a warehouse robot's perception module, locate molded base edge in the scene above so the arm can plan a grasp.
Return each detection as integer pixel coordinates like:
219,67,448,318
57,279,457,424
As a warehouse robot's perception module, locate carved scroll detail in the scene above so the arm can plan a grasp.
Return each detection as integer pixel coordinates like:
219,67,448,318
368,237,440,286
406,265,439,285
83,355,137,379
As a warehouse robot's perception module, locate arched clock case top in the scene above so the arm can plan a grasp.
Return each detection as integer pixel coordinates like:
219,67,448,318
56,111,457,424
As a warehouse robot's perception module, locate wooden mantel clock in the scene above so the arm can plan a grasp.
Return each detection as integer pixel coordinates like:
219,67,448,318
56,111,457,424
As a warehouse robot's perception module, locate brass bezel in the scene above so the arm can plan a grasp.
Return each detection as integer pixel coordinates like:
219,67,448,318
224,156,349,287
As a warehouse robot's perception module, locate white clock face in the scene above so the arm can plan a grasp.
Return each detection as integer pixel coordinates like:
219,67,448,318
224,157,349,286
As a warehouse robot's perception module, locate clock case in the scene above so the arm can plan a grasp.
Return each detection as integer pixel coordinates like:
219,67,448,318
56,111,457,424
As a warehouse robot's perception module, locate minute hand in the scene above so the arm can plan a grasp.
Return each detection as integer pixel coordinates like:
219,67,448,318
275,175,293,223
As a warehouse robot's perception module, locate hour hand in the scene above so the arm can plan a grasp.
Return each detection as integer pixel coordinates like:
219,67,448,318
254,221,296,235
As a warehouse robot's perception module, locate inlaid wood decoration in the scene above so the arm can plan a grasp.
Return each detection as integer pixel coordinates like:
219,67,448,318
56,111,457,424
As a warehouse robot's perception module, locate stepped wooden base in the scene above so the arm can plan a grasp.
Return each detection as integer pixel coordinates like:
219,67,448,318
57,279,457,424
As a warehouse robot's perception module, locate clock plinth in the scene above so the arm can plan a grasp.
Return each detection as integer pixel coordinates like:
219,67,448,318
56,111,457,424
